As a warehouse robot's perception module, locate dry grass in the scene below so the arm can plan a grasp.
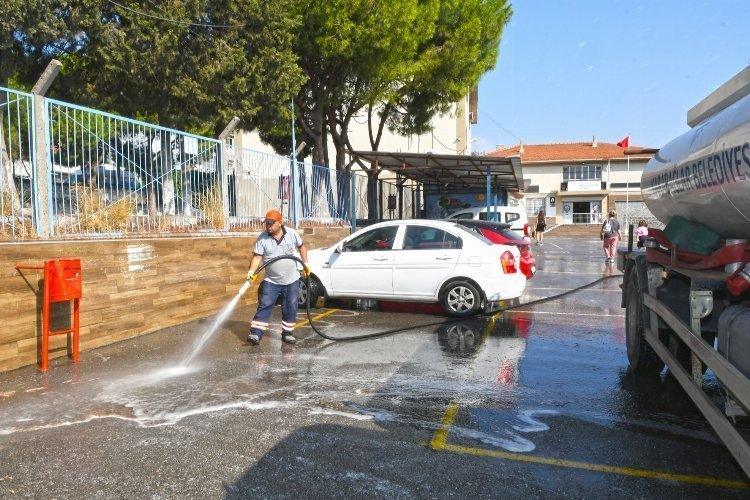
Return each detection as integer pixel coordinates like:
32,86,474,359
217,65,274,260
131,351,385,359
0,219,34,239
74,186,135,233
0,189,34,239
0,196,9,218
198,186,226,230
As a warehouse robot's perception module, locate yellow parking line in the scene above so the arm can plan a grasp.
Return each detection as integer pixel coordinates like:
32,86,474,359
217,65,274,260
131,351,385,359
427,315,748,489
430,441,748,488
431,404,458,449
297,308,340,327
429,313,498,449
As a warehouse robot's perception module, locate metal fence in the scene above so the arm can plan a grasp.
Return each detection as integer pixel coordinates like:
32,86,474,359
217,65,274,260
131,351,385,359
0,88,37,239
44,98,223,236
228,149,356,231
0,85,371,240
297,161,354,225
380,178,417,220
348,174,418,223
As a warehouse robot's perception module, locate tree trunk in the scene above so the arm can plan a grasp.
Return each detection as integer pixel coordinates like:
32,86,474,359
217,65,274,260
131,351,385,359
0,109,24,216
160,131,175,217
366,167,379,221
180,139,192,217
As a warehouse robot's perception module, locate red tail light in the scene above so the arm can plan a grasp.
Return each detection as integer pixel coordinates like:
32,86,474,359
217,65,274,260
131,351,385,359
500,250,518,274
523,223,530,238
518,244,530,256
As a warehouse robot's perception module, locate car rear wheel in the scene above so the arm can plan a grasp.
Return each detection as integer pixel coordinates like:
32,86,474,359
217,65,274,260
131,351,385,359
441,281,481,317
298,276,321,308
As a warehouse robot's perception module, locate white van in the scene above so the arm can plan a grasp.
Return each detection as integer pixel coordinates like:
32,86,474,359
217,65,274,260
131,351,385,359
446,206,528,232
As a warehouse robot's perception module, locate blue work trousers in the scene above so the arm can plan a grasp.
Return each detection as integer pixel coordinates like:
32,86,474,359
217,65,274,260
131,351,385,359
250,280,300,338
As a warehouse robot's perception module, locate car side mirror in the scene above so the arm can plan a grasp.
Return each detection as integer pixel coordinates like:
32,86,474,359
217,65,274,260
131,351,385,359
335,242,344,253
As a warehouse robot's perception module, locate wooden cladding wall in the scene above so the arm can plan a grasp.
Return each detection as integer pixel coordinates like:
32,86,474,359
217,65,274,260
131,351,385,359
0,228,350,373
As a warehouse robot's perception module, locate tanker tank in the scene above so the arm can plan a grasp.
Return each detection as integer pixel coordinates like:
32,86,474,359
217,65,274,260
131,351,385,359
641,90,750,239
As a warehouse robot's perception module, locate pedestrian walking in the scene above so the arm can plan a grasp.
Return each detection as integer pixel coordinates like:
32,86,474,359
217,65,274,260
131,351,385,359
246,210,310,345
600,210,622,263
535,210,546,245
636,220,649,248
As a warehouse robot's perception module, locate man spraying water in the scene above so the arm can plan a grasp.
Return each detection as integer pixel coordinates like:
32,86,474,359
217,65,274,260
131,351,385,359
246,210,310,346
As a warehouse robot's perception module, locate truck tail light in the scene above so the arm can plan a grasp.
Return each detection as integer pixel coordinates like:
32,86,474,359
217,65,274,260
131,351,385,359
500,250,518,274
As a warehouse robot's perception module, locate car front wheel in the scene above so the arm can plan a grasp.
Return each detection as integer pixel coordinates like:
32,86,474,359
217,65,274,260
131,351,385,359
441,281,481,317
299,276,321,308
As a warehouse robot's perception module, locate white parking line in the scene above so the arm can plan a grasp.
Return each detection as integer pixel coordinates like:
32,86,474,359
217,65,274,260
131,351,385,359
537,271,622,275
513,310,624,317
527,287,621,293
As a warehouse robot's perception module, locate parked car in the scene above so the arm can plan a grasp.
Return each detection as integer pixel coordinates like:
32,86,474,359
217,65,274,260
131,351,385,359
451,219,536,279
299,219,526,317
445,205,528,232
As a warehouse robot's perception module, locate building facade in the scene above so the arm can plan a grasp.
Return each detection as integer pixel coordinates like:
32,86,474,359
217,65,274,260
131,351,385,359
489,140,657,228
236,91,477,159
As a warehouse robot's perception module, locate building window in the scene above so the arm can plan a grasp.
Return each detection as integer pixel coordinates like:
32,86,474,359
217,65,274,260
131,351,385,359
527,198,544,216
563,165,602,181
609,182,641,189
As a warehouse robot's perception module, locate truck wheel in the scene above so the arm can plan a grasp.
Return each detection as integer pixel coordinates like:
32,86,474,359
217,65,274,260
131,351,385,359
625,269,664,372
299,276,321,308
441,281,481,317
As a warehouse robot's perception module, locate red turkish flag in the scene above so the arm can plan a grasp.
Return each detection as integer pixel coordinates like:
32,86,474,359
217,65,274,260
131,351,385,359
617,136,630,148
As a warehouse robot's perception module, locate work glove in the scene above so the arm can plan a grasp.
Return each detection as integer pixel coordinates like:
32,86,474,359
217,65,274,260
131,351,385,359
303,264,312,277
247,270,258,283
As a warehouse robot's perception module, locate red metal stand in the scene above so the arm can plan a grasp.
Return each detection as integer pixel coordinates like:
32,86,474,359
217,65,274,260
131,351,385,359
16,259,82,371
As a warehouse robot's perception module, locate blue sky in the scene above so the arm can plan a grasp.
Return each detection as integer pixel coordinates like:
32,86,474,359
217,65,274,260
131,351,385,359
472,0,750,153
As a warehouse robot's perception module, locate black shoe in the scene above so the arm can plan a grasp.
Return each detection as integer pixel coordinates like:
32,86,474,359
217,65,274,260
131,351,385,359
281,334,298,344
247,333,262,345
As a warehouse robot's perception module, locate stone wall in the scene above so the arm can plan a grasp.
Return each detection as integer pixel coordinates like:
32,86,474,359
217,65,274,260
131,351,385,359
0,228,350,372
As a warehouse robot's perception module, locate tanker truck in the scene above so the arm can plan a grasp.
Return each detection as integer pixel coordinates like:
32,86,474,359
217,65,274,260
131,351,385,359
618,66,750,477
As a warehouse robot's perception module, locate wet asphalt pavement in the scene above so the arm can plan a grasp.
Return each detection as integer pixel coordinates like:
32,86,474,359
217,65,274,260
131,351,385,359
1,235,749,498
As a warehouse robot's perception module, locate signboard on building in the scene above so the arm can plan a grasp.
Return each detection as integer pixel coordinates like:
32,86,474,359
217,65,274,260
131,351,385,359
567,180,601,191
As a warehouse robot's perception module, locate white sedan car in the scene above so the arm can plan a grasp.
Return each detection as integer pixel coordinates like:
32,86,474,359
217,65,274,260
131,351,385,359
299,219,526,317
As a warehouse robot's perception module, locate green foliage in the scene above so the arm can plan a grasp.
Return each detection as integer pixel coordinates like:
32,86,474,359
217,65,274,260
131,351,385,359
4,0,511,170
256,0,439,166
255,0,511,170
5,0,304,138
384,0,512,137
64,0,304,136
0,0,71,87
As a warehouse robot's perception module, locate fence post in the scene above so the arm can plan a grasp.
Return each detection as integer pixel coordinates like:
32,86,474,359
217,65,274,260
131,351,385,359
292,142,305,228
290,100,299,228
378,178,384,221
30,60,62,238
350,171,357,232
219,117,240,231
397,175,404,220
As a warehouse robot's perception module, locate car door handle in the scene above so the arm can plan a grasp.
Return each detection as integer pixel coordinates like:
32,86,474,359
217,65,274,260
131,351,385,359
373,256,390,261
435,256,453,260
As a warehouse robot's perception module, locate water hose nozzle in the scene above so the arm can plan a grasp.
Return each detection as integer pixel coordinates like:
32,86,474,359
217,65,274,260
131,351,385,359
239,279,252,296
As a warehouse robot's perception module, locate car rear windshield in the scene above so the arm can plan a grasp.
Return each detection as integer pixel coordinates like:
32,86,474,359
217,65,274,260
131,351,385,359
498,228,527,243
452,224,493,245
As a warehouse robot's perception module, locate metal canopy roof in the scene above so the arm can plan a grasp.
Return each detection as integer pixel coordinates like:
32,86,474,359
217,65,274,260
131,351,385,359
350,151,525,192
